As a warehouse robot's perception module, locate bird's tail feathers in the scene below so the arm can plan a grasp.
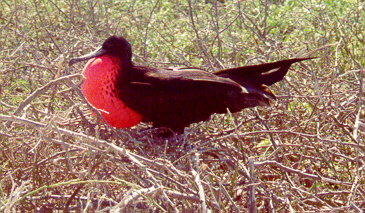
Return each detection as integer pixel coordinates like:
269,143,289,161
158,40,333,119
216,57,312,86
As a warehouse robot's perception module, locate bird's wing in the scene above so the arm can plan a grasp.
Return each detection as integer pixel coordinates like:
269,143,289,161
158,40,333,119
136,66,243,90
119,66,244,132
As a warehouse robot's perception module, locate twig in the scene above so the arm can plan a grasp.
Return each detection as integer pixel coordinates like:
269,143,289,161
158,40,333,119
187,0,213,69
52,120,74,174
219,182,240,212
115,185,161,209
4,176,30,212
293,187,333,210
192,152,207,213
254,160,352,186
143,0,160,58
247,157,257,213
6,74,82,127
32,0,62,53
349,201,363,213
63,147,112,211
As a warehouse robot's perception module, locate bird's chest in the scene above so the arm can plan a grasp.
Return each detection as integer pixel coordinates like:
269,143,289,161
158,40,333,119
81,56,142,128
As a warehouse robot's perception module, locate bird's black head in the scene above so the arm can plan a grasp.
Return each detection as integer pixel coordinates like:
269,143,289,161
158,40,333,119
101,36,132,61
69,35,133,66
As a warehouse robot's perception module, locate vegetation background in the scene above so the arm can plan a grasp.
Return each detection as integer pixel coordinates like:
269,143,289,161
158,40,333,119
1,0,364,211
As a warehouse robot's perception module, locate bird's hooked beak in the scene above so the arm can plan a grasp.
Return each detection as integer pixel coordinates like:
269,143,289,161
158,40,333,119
69,47,107,66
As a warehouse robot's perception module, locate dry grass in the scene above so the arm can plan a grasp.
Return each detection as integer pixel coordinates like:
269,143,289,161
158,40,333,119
1,0,364,212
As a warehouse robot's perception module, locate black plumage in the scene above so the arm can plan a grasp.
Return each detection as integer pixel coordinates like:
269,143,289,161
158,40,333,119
70,36,311,133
